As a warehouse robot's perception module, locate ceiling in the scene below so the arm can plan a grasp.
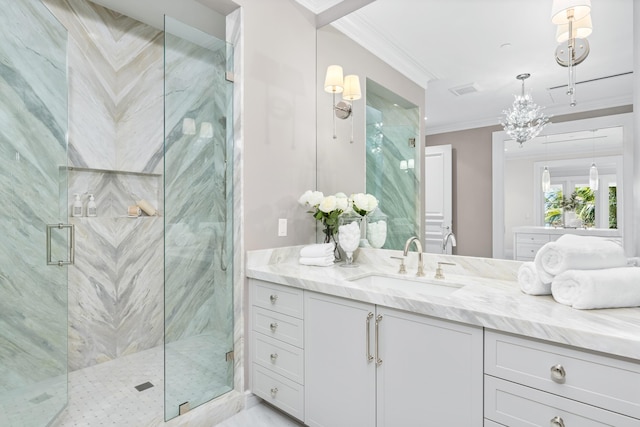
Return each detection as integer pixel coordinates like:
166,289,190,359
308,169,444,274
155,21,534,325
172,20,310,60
295,0,634,135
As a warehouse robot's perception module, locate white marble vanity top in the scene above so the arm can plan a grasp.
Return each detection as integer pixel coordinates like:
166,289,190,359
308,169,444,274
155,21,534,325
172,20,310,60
246,246,640,361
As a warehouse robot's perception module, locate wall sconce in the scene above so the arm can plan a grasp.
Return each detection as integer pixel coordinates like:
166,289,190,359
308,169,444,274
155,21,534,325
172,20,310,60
324,65,361,143
182,118,196,135
200,122,213,139
551,0,592,107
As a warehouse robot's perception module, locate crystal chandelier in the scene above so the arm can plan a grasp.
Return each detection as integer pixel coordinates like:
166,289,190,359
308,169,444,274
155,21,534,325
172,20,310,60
501,73,550,146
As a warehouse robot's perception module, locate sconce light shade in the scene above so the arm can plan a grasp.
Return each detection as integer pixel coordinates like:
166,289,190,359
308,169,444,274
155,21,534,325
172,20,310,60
541,167,551,192
400,160,408,170
324,65,344,94
556,14,592,42
407,159,415,169
551,0,591,24
200,122,213,139
589,162,599,191
342,75,361,101
182,118,196,135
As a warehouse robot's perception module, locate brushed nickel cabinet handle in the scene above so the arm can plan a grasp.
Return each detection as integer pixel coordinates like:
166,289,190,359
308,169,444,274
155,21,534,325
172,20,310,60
270,387,278,398
550,416,565,427
269,294,278,304
269,322,278,332
270,353,278,363
375,314,383,366
366,312,374,362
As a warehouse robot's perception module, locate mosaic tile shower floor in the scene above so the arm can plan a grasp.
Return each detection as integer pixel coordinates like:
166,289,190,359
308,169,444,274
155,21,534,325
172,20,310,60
0,333,232,426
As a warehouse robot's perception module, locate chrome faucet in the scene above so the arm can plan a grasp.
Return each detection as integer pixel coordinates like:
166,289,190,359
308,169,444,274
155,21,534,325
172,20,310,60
403,236,425,277
442,227,457,254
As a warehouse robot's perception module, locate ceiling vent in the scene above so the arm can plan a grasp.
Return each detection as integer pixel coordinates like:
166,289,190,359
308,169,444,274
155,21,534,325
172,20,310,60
448,83,480,97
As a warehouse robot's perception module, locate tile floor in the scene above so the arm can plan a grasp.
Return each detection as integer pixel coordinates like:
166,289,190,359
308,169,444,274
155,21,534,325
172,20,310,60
217,403,304,427
1,333,233,426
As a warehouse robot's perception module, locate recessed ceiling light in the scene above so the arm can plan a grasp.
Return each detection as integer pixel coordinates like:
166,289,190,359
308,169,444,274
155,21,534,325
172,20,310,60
500,43,512,49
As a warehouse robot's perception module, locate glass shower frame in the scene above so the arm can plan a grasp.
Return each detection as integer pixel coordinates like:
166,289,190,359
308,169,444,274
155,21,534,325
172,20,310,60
163,16,235,421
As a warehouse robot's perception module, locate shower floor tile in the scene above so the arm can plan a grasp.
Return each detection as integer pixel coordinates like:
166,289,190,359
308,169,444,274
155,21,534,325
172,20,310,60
1,333,232,426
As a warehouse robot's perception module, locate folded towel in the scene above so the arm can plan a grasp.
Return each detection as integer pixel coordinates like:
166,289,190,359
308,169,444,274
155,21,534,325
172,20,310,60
518,262,551,295
534,235,627,284
299,255,334,267
300,243,334,258
552,267,640,309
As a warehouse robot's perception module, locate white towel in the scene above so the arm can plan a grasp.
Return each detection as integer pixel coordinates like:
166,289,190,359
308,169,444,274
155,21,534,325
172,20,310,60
299,255,334,267
551,267,640,309
518,262,551,295
300,243,334,258
534,235,627,284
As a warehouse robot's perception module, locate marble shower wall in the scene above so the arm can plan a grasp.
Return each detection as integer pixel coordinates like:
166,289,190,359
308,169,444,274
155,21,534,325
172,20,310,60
43,0,166,371
366,89,420,250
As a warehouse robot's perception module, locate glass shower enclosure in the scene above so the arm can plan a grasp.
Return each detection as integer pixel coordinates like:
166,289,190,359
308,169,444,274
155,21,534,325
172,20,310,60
0,0,69,426
163,16,235,421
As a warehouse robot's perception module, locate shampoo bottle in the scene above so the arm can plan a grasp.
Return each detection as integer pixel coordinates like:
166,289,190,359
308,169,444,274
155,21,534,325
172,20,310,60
87,194,97,217
72,193,83,217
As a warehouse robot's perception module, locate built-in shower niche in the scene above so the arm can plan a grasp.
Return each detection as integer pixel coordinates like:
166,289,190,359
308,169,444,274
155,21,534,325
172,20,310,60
67,167,162,219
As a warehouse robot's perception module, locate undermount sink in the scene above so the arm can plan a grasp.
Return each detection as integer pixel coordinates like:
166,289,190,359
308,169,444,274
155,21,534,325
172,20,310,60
348,273,463,298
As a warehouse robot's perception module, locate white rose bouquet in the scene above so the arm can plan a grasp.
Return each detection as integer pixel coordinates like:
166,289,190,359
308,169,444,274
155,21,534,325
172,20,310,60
350,193,378,216
299,190,349,240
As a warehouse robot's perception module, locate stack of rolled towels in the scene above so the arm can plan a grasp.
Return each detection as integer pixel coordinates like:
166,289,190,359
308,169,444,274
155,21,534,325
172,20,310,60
518,234,640,309
299,243,335,267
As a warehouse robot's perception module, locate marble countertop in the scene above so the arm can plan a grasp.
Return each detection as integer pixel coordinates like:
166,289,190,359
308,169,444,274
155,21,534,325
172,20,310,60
246,246,640,361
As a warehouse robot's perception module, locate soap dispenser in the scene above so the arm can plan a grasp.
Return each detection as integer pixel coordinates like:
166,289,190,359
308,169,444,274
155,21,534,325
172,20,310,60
87,194,97,217
72,193,83,217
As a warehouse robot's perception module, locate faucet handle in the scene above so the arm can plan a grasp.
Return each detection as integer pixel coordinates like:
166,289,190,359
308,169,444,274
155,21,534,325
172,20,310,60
390,256,407,274
434,261,456,279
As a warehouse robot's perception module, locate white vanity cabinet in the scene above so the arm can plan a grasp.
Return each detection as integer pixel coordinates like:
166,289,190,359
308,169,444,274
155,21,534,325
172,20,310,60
304,291,483,427
250,279,305,421
484,330,640,426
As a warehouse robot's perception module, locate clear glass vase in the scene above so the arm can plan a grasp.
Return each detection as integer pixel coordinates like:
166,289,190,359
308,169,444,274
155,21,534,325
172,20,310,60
338,211,362,267
366,209,387,249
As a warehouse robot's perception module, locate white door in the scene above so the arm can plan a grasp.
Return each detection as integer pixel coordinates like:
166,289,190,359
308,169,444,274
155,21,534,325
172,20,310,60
425,144,453,253
376,307,484,427
304,292,376,427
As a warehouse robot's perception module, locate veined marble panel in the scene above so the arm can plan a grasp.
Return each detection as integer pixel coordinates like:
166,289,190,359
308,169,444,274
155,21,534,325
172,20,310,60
366,90,420,250
44,0,164,172
0,0,68,401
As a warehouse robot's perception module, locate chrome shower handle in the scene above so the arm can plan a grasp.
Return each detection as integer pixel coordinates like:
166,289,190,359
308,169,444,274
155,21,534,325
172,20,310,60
46,223,75,266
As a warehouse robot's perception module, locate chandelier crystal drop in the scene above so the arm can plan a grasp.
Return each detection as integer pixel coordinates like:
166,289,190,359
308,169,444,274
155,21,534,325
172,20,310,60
501,73,550,146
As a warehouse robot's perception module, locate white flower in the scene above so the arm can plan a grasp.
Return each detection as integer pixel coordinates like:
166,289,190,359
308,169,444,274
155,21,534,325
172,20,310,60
335,193,349,211
351,192,378,215
298,190,312,206
318,195,337,213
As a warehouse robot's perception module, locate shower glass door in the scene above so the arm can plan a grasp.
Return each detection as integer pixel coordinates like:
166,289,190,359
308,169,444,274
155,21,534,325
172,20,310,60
0,0,69,426
163,16,235,421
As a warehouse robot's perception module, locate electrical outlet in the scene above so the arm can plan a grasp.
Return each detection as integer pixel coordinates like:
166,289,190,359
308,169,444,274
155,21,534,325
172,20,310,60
278,218,287,237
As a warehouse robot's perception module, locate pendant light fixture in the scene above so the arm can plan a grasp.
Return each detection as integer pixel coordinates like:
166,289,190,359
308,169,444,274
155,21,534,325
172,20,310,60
588,130,599,191
501,73,550,146
542,167,551,192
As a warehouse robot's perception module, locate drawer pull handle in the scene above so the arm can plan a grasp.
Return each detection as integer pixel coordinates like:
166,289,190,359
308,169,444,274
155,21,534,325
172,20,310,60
550,416,565,427
366,312,374,362
269,322,278,332
270,387,278,397
550,364,566,383
270,353,278,362
269,294,278,304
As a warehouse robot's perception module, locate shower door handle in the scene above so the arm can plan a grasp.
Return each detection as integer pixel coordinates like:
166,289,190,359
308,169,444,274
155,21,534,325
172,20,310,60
46,223,75,266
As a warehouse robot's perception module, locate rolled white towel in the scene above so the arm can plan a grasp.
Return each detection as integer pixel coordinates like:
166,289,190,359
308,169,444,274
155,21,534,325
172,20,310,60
551,267,640,309
518,262,551,295
535,235,627,282
300,243,334,258
299,255,334,267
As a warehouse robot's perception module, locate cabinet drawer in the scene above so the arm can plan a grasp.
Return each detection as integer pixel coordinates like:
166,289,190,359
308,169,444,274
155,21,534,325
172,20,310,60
485,376,639,426
253,306,304,348
516,233,551,244
515,242,545,259
251,279,304,319
253,332,304,384
253,364,304,421
484,420,505,427
485,330,640,419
